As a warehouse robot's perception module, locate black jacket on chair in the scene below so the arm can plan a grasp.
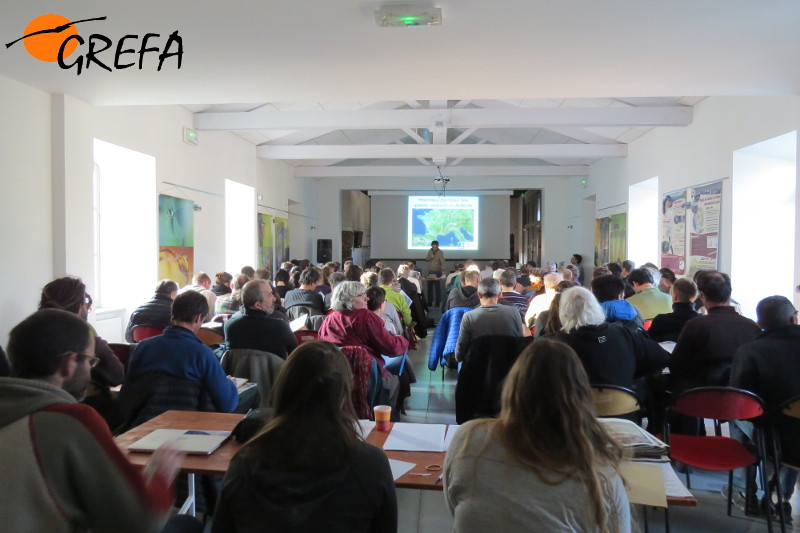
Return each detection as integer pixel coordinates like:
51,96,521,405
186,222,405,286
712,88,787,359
455,335,533,424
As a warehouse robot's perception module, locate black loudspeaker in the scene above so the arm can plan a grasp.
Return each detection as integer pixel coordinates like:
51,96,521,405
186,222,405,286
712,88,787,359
317,239,332,263
353,231,363,248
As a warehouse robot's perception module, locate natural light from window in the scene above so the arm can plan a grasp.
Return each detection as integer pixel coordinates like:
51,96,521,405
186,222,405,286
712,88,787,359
225,179,255,273
628,177,659,267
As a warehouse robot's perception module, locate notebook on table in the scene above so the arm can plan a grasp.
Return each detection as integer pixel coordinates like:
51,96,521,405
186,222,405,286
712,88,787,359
127,429,232,455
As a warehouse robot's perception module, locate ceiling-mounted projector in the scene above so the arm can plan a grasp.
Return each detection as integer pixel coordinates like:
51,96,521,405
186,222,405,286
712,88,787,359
375,5,442,27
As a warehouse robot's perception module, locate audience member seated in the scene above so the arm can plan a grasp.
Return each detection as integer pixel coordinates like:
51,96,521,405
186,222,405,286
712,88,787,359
398,264,428,338
319,281,408,413
181,271,217,321
241,266,255,281
378,268,412,326
366,286,414,401
647,277,700,342
444,338,630,532
254,268,269,281
445,269,481,311
454,278,524,363
345,263,364,282
123,290,238,418
212,341,396,533
39,276,125,390
284,268,326,325
363,272,403,336
728,295,800,517
325,271,346,311
550,287,668,390
1,309,187,533
315,262,337,296
224,280,298,359
533,281,579,336
659,267,676,294
125,279,178,342
498,269,529,318
625,267,672,320
215,274,248,316
211,271,233,296
591,275,644,332
524,272,563,326
273,268,291,299
669,271,761,393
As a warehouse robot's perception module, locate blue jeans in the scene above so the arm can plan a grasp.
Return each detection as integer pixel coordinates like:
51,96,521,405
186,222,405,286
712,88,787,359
731,420,799,499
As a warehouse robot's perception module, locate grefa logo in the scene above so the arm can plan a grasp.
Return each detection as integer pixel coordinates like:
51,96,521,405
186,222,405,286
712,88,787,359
5,14,183,75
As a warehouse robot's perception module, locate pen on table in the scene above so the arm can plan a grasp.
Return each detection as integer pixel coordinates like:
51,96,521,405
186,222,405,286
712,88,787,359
435,474,443,484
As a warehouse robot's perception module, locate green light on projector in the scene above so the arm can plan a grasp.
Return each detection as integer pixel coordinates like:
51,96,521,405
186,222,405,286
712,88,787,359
403,16,419,24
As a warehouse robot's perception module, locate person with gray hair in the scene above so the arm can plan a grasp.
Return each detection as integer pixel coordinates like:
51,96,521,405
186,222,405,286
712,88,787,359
524,271,563,325
223,280,298,359
454,277,524,362
124,279,179,342
729,295,800,515
551,287,667,389
324,271,347,311
319,281,409,413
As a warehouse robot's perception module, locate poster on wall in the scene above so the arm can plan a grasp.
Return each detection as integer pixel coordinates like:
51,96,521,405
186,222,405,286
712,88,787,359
274,217,290,268
158,194,194,286
258,213,274,276
687,181,723,274
594,213,627,267
661,189,687,274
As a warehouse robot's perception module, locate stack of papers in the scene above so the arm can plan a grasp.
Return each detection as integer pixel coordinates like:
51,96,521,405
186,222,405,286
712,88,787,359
382,423,447,452
599,419,668,458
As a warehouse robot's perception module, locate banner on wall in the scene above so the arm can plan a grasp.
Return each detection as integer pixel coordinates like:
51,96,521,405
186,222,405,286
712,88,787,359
594,213,627,267
158,194,194,287
258,213,274,276
687,181,722,274
660,189,687,274
274,217,290,268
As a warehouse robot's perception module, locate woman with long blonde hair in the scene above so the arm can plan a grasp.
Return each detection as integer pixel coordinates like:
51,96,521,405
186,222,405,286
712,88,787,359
443,338,630,532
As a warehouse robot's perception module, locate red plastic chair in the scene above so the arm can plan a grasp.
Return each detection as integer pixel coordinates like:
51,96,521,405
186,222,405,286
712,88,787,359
294,331,319,345
132,326,163,342
108,343,132,370
643,319,653,331
665,387,772,530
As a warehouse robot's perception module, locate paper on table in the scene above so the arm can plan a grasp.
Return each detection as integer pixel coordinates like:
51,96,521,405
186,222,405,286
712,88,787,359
354,419,376,438
661,463,693,498
388,459,416,481
619,461,667,508
443,424,461,451
383,423,447,452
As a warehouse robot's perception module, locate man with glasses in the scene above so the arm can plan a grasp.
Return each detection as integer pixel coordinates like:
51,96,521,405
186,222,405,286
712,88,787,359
224,280,298,359
0,309,184,532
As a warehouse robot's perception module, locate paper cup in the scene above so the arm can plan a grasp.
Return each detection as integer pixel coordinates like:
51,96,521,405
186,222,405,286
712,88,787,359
374,405,392,432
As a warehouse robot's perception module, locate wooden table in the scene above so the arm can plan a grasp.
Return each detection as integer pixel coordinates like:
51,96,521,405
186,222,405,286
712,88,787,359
366,422,446,491
116,412,696,509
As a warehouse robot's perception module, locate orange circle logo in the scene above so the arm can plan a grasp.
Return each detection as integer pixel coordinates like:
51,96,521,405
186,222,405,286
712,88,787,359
23,14,78,62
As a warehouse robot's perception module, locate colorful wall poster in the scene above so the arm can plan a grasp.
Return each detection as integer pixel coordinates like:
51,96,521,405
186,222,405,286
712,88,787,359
594,213,627,267
687,181,722,274
661,189,687,274
258,213,274,276
594,217,611,266
274,217,290,267
158,194,194,285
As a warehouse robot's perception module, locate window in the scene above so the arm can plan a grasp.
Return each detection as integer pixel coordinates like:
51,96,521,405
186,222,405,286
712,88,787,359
225,179,255,273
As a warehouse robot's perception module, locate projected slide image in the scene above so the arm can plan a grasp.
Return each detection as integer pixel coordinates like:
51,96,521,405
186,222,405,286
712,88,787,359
408,196,479,250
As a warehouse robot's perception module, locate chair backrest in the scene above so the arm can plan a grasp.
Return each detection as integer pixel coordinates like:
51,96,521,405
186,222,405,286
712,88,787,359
591,385,641,418
643,319,653,331
294,330,319,345
132,326,163,342
196,327,225,346
455,335,534,424
670,387,765,420
108,343,132,370
781,395,800,419
220,349,284,408
340,345,376,420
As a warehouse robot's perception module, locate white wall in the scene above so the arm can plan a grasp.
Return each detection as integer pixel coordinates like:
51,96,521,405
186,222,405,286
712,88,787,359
0,75,53,345
583,95,800,305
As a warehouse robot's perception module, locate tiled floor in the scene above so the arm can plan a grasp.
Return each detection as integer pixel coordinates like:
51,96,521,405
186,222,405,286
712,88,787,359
398,330,800,533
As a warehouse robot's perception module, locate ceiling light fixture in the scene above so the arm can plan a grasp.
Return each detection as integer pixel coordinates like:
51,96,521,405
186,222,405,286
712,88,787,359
375,5,442,27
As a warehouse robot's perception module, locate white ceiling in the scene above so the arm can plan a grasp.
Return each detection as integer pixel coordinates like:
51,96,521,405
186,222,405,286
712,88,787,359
2,1,798,175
